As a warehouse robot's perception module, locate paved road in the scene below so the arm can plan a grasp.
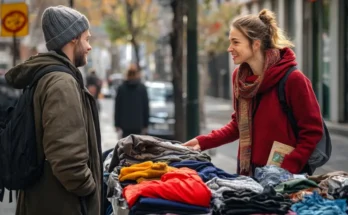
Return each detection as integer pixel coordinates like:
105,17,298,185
2,96,347,214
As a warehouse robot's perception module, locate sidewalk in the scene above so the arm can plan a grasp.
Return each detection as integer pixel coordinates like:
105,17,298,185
325,121,348,138
201,96,236,173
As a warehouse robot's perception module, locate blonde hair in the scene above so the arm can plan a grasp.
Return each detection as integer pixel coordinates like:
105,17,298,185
232,9,294,50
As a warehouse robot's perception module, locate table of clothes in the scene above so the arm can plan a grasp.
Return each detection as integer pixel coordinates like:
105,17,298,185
103,135,348,215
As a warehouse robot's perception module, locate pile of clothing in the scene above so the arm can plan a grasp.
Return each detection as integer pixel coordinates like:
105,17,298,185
108,135,211,169
105,135,214,215
104,135,348,215
253,166,348,215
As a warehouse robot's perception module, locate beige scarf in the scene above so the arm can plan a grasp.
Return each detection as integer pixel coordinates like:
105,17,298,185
234,49,281,175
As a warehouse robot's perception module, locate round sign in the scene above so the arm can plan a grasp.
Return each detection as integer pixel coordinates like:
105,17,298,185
2,11,27,33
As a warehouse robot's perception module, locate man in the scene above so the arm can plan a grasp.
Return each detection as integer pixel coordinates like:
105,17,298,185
114,64,149,138
5,6,102,215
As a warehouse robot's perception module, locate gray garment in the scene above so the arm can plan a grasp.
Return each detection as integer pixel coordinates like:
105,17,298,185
206,176,264,209
109,135,211,171
327,175,348,195
42,5,90,50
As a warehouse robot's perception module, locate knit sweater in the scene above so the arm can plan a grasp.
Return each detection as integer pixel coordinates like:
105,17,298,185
119,161,176,183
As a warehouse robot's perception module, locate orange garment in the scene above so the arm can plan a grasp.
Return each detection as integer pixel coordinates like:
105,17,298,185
123,168,212,208
119,161,176,183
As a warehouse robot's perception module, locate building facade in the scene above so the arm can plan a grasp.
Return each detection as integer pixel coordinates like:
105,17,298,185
238,0,348,123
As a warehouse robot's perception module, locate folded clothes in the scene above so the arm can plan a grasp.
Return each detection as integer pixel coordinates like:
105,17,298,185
123,168,212,208
215,186,292,215
119,161,176,183
109,135,211,172
170,160,237,182
275,179,319,194
130,197,211,215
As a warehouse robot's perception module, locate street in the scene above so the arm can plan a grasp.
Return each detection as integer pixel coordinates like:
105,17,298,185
1,96,348,214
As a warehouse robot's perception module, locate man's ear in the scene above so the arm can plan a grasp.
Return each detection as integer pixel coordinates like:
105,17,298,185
71,37,79,44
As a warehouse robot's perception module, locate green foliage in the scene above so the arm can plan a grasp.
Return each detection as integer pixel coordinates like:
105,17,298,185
198,1,241,54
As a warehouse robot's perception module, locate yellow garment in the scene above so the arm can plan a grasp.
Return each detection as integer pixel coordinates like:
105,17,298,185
119,161,177,183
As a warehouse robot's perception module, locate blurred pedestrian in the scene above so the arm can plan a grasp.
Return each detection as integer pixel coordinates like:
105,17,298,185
86,68,102,110
114,64,149,138
5,5,102,215
183,9,323,176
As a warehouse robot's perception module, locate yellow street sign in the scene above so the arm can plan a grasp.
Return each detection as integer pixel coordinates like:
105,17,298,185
1,3,29,37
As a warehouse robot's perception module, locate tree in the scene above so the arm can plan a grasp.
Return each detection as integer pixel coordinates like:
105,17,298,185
102,0,159,70
198,1,240,54
170,0,185,142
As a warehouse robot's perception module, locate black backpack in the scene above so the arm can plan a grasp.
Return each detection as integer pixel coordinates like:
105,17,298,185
0,65,74,202
278,66,332,175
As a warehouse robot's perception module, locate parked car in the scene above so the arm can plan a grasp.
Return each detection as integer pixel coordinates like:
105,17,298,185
101,81,116,98
145,81,175,140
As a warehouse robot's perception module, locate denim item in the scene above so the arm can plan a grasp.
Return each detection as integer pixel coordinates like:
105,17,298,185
291,192,347,215
170,160,238,182
254,165,294,187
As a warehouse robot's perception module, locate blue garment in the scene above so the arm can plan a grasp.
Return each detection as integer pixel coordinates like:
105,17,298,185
105,205,113,215
169,160,237,182
254,165,293,187
130,197,211,215
291,192,347,215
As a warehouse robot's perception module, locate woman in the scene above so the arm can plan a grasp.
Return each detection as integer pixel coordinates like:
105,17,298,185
114,64,149,138
183,9,323,175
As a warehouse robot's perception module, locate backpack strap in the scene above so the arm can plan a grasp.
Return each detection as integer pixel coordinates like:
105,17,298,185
29,65,83,89
278,66,298,139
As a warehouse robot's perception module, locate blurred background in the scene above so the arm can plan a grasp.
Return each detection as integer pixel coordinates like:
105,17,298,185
1,0,348,213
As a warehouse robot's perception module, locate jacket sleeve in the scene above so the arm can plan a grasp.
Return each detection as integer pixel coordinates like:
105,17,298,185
41,76,96,196
114,87,122,127
281,70,323,173
196,67,239,151
196,112,239,151
143,85,150,128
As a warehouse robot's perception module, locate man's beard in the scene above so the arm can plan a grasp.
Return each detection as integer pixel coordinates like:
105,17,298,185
74,42,86,67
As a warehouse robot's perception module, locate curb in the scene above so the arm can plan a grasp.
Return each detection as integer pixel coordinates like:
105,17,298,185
325,121,348,138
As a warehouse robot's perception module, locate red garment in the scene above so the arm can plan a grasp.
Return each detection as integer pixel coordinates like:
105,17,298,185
196,48,323,174
123,168,211,208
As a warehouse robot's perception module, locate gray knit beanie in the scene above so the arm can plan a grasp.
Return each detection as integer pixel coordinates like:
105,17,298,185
41,5,90,51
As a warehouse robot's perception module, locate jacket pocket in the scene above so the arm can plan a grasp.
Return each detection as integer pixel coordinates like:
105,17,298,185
80,197,88,215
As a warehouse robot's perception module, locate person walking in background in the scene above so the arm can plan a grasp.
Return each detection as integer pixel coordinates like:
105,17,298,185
114,64,149,138
183,9,323,176
5,5,102,215
86,68,102,110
